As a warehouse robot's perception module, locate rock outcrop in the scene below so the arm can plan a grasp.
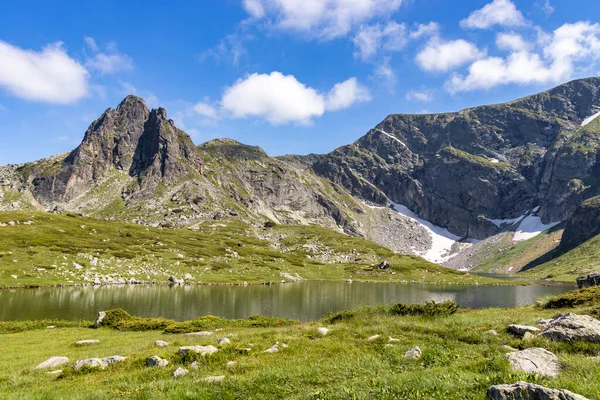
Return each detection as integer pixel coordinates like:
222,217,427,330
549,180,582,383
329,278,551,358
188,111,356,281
540,313,600,343
487,382,589,400
505,348,560,377
560,196,600,253
576,272,600,288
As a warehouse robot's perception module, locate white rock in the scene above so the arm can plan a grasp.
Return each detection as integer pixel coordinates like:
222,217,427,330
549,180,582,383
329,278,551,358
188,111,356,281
74,358,108,370
367,334,381,341
218,338,231,345
226,361,236,367
389,337,400,342
190,361,200,369
173,367,189,378
404,346,422,359
155,340,169,347
75,339,100,345
146,356,169,368
487,329,499,336
508,324,540,337
505,348,560,377
34,357,69,370
184,273,193,280
186,331,213,337
47,370,63,375
317,327,329,336
202,375,225,383
95,311,106,327
178,345,219,356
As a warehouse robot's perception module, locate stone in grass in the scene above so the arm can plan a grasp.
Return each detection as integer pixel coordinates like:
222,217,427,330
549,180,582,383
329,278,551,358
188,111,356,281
202,376,225,383
507,324,540,338
178,345,219,356
186,331,213,337
75,339,100,346
505,348,560,378
190,361,200,369
226,361,236,367
95,311,106,327
404,346,422,359
487,381,589,400
35,357,69,370
146,356,169,368
173,367,189,378
389,337,400,342
47,370,63,375
541,313,600,343
264,342,287,353
74,356,126,370
218,338,231,345
487,330,498,336
317,327,329,336
155,340,169,347
367,334,381,341
523,332,536,341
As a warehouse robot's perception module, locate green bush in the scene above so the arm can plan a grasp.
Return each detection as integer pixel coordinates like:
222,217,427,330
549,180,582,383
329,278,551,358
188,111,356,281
389,301,459,317
263,220,277,228
544,287,600,309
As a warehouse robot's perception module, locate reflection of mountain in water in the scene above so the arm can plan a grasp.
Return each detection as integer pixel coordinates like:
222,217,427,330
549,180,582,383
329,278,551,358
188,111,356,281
1,282,573,322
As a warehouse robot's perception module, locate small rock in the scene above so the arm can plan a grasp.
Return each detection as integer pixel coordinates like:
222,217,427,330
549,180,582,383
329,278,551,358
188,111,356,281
264,342,283,353
385,344,395,348
186,331,213,337
75,340,100,345
377,261,391,270
523,331,536,341
202,375,225,383
10,275,17,279
74,358,107,370
46,326,56,329
226,361,236,367
505,348,560,377
184,273,193,280
404,346,422,359
367,334,381,341
218,337,231,345
507,324,540,338
155,340,169,347
103,356,127,365
346,279,353,283
173,367,189,378
178,345,219,356
487,329,498,336
146,356,169,368
95,311,106,327
190,361,199,369
47,370,63,375
487,381,589,400
34,357,69,370
389,337,400,342
168,276,185,285
317,327,329,336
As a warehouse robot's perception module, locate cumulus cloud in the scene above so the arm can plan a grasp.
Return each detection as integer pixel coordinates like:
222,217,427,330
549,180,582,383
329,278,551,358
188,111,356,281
447,22,600,93
416,38,484,72
85,38,133,74
193,101,219,119
0,40,89,104
242,0,403,39
496,32,530,52
325,77,371,110
221,72,370,124
460,0,526,30
406,89,433,102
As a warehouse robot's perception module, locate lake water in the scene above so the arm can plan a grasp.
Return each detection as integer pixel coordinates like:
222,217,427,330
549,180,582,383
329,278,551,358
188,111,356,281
0,281,573,322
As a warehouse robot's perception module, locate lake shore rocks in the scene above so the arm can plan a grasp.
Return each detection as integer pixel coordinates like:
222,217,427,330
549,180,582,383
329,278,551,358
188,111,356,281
505,348,560,377
487,381,589,400
541,313,600,343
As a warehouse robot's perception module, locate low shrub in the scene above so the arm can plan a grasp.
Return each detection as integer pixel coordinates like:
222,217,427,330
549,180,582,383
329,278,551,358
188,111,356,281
544,287,600,309
389,301,459,317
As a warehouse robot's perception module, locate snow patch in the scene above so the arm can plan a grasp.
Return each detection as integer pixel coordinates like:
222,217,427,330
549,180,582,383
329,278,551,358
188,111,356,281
389,202,475,264
581,110,600,127
513,214,560,242
489,215,524,228
376,129,408,149
489,158,500,163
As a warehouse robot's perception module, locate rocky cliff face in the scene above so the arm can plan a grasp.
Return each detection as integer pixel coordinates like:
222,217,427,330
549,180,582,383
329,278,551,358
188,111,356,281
314,77,600,239
559,196,600,252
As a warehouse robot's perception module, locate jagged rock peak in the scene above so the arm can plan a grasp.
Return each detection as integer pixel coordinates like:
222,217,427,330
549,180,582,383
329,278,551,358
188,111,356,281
116,94,149,113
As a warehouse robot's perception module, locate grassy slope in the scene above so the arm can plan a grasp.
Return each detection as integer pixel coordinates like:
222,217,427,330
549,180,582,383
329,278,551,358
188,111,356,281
0,211,479,288
1,298,599,399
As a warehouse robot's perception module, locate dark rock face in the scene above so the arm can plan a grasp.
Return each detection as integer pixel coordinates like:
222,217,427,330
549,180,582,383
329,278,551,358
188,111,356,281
26,96,202,204
559,196,600,252
311,77,600,239
577,272,600,288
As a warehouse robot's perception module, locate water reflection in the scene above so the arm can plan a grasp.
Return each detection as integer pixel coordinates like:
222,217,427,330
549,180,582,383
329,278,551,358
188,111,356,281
0,282,573,322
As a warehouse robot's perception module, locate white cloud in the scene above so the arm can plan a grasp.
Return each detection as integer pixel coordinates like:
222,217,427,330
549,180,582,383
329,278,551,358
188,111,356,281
221,71,370,124
243,0,403,39
447,22,600,93
193,101,219,119
541,0,554,15
460,0,526,30
0,40,89,104
409,22,440,40
353,22,407,61
199,32,249,66
406,89,433,102
416,39,484,72
496,32,530,52
325,77,371,110
373,57,397,90
85,38,133,75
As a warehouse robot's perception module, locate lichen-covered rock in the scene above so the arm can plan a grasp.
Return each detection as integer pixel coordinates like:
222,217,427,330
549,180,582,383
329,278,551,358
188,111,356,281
541,313,600,343
34,357,69,370
487,381,589,400
505,348,560,377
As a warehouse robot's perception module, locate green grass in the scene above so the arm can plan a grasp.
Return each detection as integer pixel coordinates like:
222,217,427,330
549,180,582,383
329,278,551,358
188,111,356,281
440,146,510,170
1,296,599,399
0,211,485,288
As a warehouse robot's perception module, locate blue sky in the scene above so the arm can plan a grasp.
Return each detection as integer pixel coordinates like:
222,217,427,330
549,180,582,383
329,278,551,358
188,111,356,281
1,0,600,164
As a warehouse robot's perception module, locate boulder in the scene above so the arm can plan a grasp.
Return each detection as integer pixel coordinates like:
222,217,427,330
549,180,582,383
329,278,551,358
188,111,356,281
94,311,106,327
155,340,169,347
505,348,560,377
507,325,540,338
487,381,589,400
146,356,169,368
317,327,329,336
75,340,100,345
404,346,422,359
178,345,219,356
34,357,69,370
218,338,231,345
173,367,189,378
74,358,107,370
577,272,600,288
541,313,600,343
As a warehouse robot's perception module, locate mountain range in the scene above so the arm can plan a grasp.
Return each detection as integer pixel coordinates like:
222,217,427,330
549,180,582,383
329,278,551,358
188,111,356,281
3,77,600,279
